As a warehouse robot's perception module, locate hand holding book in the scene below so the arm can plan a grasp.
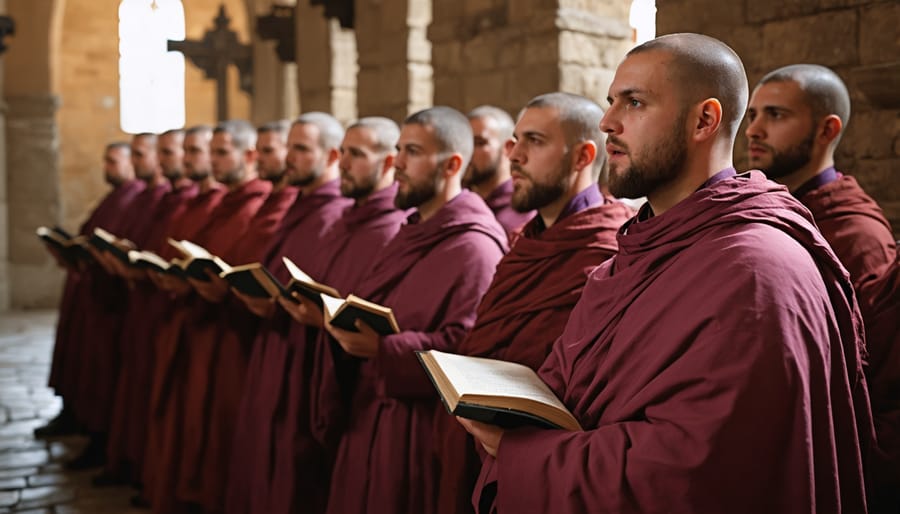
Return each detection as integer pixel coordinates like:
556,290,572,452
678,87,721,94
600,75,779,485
325,315,382,358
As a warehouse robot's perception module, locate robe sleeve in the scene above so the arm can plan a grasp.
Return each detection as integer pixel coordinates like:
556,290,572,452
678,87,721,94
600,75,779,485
374,236,505,399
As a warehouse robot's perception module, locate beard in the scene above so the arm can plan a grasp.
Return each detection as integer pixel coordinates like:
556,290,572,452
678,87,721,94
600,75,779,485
608,111,688,199
510,151,571,212
105,173,124,187
163,167,184,182
395,164,440,210
287,162,323,187
260,167,286,183
188,169,210,181
340,169,378,199
463,152,501,189
753,131,814,179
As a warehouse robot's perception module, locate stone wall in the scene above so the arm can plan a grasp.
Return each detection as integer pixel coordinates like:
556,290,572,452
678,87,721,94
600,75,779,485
355,0,433,122
430,0,632,116
658,0,900,236
295,2,357,124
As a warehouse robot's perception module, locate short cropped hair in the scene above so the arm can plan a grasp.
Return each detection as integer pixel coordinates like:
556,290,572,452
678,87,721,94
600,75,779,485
467,105,515,141
214,120,257,151
294,112,344,151
347,117,400,153
525,92,607,182
404,106,474,169
758,64,851,143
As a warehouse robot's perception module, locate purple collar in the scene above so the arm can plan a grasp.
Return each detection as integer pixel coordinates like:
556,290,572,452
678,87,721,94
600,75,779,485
792,167,839,199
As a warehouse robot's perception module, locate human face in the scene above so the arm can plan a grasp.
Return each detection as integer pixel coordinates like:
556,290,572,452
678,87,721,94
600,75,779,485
130,135,159,182
745,80,816,179
210,132,246,186
507,107,572,212
103,147,133,186
394,123,442,210
285,123,327,187
183,132,212,181
256,131,288,182
339,127,388,200
463,116,504,188
600,50,689,199
158,133,184,181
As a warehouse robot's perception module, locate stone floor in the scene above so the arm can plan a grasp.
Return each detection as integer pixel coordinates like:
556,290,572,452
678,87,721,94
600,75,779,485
0,310,145,513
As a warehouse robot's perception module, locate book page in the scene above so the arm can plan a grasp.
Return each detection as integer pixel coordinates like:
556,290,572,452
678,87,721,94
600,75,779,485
429,351,567,411
282,256,313,283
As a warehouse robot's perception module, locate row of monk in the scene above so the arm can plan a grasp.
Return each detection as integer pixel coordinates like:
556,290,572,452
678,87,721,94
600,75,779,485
37,33,897,514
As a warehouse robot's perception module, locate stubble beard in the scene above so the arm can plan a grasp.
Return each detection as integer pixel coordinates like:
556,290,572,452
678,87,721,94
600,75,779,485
608,112,688,200
753,131,815,180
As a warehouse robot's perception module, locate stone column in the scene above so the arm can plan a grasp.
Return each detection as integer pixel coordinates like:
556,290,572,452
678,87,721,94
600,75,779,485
430,0,632,115
295,2,357,124
355,0,432,122
6,94,64,309
252,38,301,124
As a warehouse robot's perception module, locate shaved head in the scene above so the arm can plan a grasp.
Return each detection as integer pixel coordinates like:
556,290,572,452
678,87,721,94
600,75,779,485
756,64,850,144
629,33,749,141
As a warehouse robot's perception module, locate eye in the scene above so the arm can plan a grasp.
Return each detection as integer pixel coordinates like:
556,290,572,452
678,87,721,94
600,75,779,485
629,98,642,108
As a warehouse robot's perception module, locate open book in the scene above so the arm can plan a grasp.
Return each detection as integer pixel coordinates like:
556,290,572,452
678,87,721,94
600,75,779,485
417,350,582,431
168,238,232,281
282,257,340,307
220,262,286,299
36,226,89,265
321,293,400,336
128,250,186,278
89,227,133,264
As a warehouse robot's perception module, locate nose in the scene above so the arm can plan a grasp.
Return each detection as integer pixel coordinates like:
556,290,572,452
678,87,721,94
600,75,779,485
507,138,525,165
745,116,764,141
599,107,620,135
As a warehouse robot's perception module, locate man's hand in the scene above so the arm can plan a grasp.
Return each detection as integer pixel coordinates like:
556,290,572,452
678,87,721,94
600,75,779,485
457,417,505,458
232,288,276,318
325,319,380,358
188,268,231,303
277,294,325,327
153,271,193,296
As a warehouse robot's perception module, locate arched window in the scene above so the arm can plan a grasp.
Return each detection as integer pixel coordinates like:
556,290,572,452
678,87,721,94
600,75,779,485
629,0,656,46
119,0,185,133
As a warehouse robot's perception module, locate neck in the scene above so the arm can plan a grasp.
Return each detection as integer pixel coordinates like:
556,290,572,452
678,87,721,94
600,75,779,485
470,166,509,200
773,153,833,193
418,181,461,221
169,175,192,190
647,148,732,216
539,172,593,229
301,165,338,195
196,175,219,193
270,175,290,193
227,171,257,192
145,172,166,188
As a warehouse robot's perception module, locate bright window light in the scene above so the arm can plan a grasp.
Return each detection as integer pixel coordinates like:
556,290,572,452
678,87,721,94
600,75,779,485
119,0,186,134
629,0,656,46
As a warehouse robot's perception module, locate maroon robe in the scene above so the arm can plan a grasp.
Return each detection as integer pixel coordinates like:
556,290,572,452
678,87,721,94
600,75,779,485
48,179,145,399
73,180,170,434
484,179,534,239
861,255,900,513
184,184,300,512
224,179,352,514
798,172,897,310
325,190,508,514
263,184,407,514
105,182,198,479
145,178,270,514
432,194,633,514
473,171,871,514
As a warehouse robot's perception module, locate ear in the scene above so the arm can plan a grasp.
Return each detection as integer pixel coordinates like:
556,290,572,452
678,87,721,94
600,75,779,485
572,141,598,174
693,98,723,142
326,147,340,166
381,153,395,174
243,148,258,166
443,153,464,178
818,114,843,146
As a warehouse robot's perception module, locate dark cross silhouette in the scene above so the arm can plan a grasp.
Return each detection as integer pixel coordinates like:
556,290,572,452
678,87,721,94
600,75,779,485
256,4,295,62
168,5,252,121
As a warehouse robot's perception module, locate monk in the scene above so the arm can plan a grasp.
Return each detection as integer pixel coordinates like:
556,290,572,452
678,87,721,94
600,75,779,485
255,117,409,514
463,105,534,238
39,142,144,439
67,132,171,470
324,106,508,514
745,64,896,309
224,112,353,514
746,65,899,513
463,33,872,514
432,92,634,514
144,120,271,514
